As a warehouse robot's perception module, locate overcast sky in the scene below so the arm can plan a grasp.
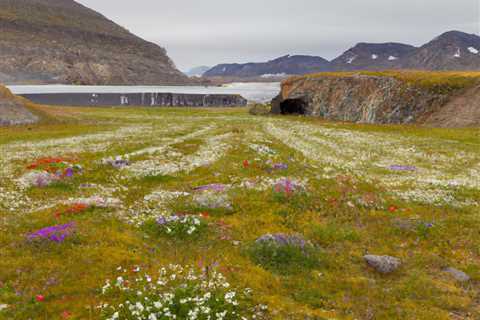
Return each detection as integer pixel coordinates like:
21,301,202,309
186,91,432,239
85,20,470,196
77,0,479,71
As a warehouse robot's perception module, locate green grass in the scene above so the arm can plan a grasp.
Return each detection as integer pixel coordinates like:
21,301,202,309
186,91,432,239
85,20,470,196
288,70,480,94
0,105,478,320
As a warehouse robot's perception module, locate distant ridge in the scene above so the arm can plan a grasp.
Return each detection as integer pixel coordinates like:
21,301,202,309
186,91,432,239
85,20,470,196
203,55,331,78
0,0,191,85
204,30,480,80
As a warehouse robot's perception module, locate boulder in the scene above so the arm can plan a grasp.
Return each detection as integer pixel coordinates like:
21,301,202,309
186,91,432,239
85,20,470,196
364,255,401,274
444,267,470,282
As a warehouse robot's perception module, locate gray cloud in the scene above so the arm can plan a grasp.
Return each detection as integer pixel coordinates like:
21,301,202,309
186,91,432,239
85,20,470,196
77,0,479,70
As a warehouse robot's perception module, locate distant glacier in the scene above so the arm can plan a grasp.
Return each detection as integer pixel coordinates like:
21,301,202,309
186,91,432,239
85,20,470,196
8,82,280,103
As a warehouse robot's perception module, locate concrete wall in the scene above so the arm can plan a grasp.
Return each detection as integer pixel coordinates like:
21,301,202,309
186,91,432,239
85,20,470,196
20,92,247,107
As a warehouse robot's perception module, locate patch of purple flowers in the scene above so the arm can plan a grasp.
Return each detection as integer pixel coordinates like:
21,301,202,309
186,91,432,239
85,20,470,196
389,165,417,172
272,163,288,170
27,222,75,243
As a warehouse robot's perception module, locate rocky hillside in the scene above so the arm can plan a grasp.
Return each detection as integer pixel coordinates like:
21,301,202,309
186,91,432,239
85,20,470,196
271,71,480,127
0,85,39,125
401,31,480,70
203,55,331,78
0,0,190,85
331,43,416,71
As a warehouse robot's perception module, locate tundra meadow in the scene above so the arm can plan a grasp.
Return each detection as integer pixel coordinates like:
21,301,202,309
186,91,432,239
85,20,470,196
0,105,479,319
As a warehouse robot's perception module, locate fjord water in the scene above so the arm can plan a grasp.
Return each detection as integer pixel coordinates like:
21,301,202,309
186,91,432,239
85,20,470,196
7,82,280,103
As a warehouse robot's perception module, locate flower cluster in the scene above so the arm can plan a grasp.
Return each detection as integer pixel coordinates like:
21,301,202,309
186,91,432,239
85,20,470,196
193,192,233,211
27,157,82,177
249,233,319,274
19,157,82,188
154,214,207,238
54,203,89,218
27,222,75,243
102,156,130,169
99,265,268,320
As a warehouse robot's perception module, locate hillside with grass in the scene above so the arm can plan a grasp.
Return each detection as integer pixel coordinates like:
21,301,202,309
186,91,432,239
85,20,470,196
0,84,41,125
0,105,478,319
0,0,190,85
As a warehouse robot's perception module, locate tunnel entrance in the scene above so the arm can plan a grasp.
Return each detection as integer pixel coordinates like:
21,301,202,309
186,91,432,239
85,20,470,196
280,98,307,115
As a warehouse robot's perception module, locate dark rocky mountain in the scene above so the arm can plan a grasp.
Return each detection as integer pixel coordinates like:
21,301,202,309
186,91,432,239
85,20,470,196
0,0,190,85
330,42,416,70
205,31,480,81
184,66,211,77
203,55,331,78
401,31,480,70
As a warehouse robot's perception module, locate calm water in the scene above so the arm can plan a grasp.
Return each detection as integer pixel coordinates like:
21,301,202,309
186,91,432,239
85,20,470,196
7,82,280,103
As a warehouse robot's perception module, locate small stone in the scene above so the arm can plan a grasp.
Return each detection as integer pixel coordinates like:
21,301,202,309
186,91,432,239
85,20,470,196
444,267,470,282
0,304,8,311
232,241,241,246
364,255,401,274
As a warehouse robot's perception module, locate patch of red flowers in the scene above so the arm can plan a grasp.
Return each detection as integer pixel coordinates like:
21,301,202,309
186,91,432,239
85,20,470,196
27,157,72,171
35,294,45,302
54,203,89,218
243,160,250,168
388,205,399,213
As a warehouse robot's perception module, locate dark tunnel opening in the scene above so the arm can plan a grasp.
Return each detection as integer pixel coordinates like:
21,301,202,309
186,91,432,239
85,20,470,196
280,98,307,115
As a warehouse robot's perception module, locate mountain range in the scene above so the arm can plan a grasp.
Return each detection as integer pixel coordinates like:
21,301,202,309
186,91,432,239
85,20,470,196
0,0,190,85
203,31,480,79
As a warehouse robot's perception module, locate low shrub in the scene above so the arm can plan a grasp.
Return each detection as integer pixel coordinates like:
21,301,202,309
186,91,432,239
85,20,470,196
248,104,271,116
248,234,320,274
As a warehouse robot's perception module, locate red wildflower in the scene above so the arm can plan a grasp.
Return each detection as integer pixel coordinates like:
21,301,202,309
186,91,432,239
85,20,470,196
200,212,210,218
54,203,89,218
388,205,398,213
61,311,72,319
35,295,45,302
243,160,249,168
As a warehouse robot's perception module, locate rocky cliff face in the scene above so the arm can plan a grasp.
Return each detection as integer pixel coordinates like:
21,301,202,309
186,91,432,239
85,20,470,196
271,72,480,127
0,85,39,125
0,0,190,85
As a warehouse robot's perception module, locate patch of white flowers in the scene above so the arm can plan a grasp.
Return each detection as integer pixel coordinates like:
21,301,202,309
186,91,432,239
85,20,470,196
264,120,479,207
99,265,268,320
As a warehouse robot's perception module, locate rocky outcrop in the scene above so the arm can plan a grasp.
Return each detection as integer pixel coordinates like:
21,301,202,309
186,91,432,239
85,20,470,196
271,72,480,127
0,0,190,85
0,85,39,125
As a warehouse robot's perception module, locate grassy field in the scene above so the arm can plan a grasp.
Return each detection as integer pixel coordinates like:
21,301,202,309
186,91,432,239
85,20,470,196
0,105,479,320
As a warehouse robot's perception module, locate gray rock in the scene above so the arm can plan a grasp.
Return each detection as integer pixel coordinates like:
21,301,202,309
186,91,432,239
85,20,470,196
444,267,470,282
364,255,401,274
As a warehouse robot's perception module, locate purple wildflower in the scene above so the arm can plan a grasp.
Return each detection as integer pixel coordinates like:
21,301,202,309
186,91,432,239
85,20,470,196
65,167,74,178
27,222,75,243
272,163,288,170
